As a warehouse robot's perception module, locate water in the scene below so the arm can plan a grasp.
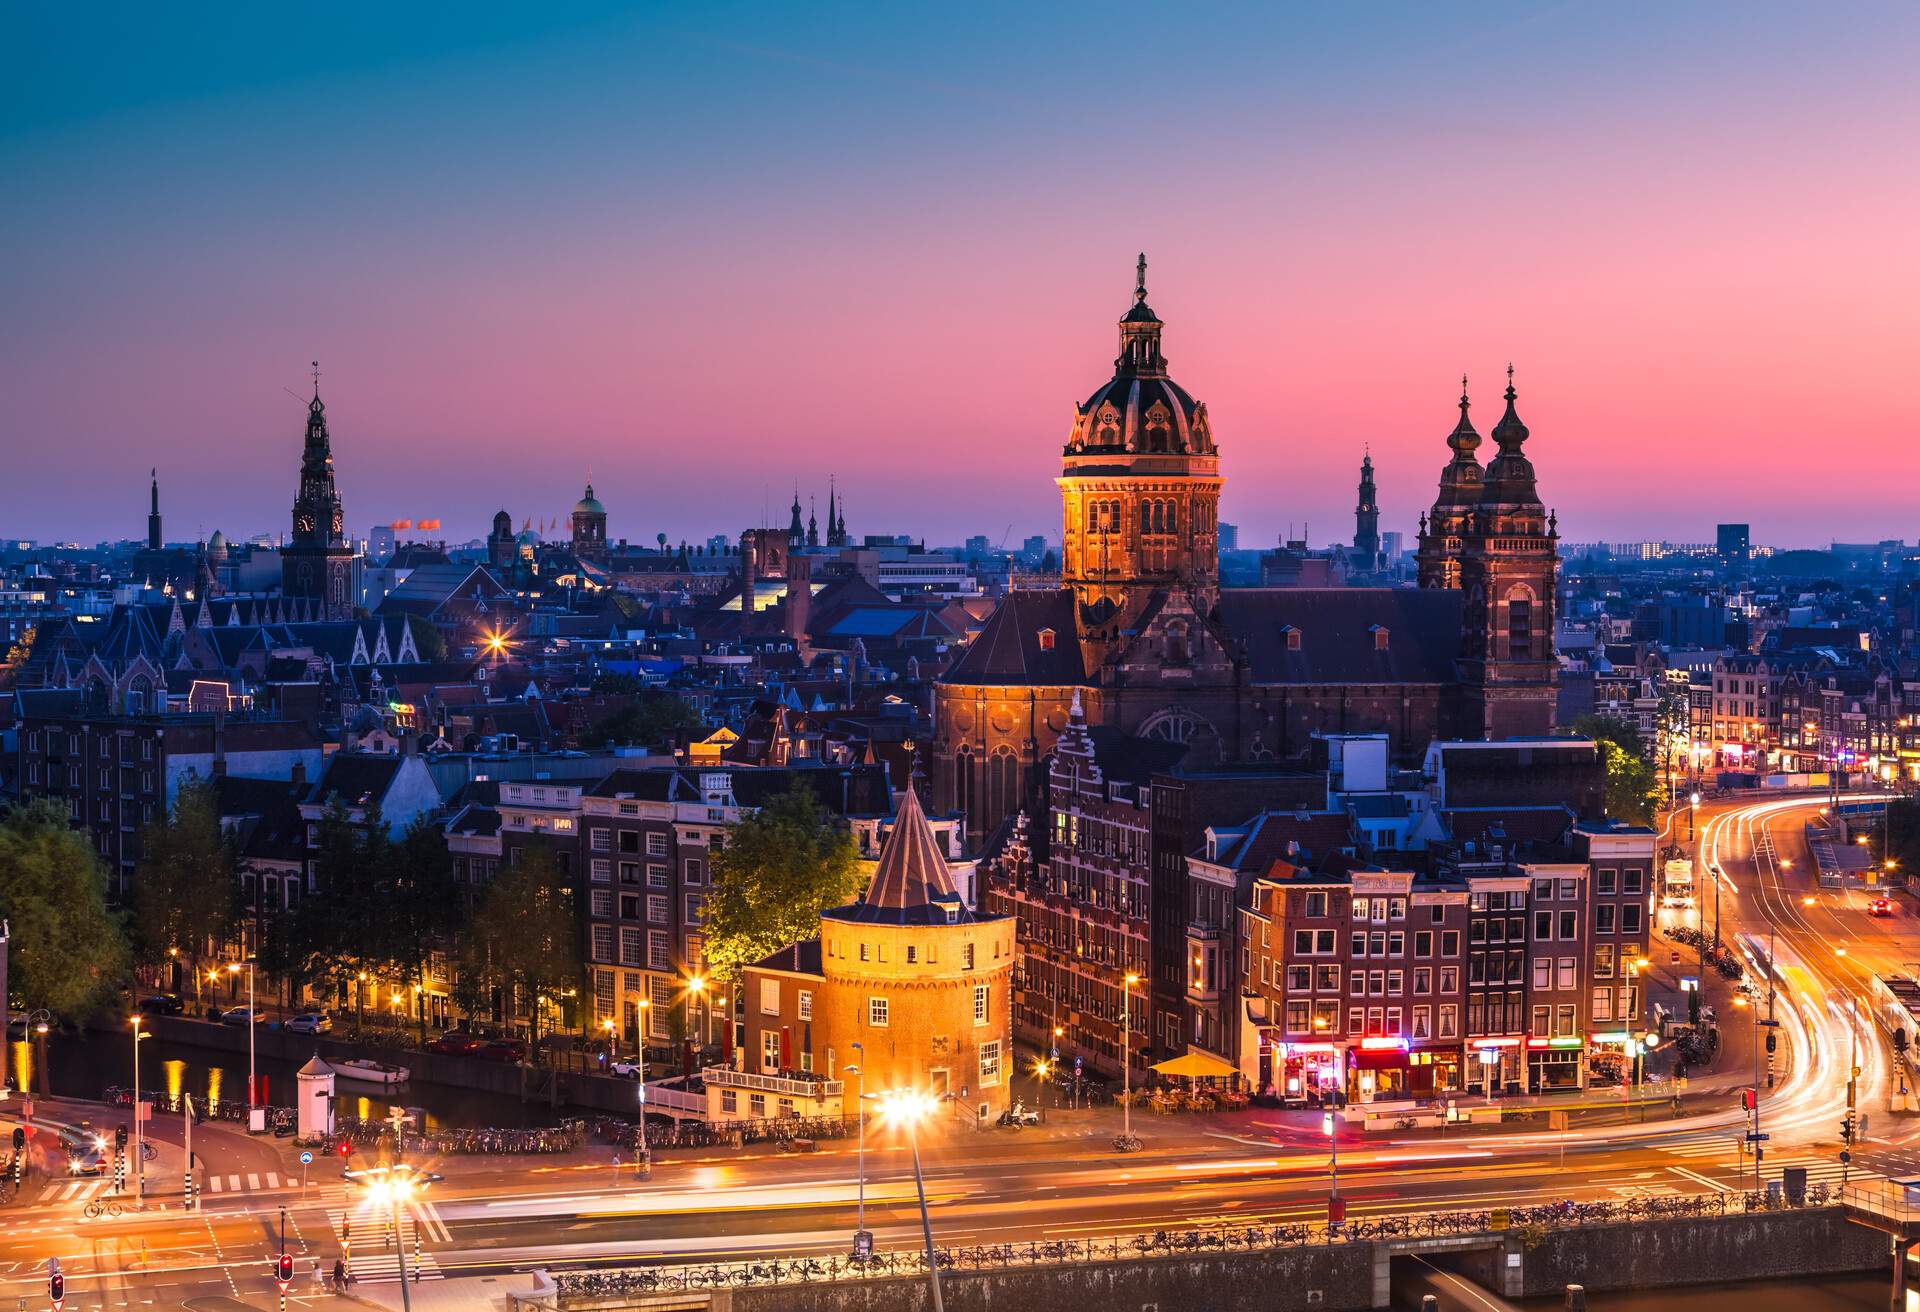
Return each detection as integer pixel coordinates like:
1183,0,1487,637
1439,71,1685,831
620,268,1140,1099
12,1029,572,1130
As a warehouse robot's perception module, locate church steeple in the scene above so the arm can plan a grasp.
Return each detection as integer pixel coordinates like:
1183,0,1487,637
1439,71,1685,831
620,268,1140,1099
1353,450,1380,568
292,365,344,548
147,469,162,552
1115,252,1167,377
788,488,805,547
807,496,819,548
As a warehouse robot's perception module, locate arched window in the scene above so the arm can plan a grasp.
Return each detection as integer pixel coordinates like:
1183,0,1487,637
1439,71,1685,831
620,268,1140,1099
953,745,974,826
986,748,1019,833
1504,584,1536,660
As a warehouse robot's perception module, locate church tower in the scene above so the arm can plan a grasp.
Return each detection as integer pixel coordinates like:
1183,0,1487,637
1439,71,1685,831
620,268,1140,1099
570,483,608,559
147,470,162,552
1352,451,1380,570
281,367,356,619
1416,377,1483,590
1058,255,1222,664
1456,368,1559,737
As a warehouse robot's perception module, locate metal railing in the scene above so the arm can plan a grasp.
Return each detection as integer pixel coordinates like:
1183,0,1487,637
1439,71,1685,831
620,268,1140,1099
548,1191,1813,1299
1843,1180,1920,1224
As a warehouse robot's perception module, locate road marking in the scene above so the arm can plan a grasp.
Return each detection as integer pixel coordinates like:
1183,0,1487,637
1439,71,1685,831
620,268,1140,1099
1668,1166,1732,1192
246,1173,261,1191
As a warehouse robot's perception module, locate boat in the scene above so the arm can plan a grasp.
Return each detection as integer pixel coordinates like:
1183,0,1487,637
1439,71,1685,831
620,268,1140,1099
335,1059,410,1087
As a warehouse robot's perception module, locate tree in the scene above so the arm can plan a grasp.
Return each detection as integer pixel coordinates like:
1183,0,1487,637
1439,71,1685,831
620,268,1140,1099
131,780,237,969
284,803,389,1006
1574,714,1663,826
0,800,130,1019
386,816,459,1040
406,615,447,664
704,782,862,981
461,842,580,1042
588,693,702,747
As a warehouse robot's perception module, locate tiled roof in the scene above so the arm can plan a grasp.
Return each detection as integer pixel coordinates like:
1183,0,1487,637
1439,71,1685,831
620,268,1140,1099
1217,588,1464,685
827,787,970,926
942,590,1086,686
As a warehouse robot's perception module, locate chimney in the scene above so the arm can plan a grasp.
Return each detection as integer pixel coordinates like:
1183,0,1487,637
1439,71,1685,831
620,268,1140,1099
290,760,307,789
401,729,419,758
211,708,228,778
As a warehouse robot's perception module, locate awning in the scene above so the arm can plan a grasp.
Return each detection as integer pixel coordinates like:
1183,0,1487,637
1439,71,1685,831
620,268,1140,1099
1351,1048,1410,1071
1151,1051,1238,1079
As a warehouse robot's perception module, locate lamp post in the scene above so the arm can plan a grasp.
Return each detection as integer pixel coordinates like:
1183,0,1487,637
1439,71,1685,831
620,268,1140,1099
687,975,707,1054
227,961,256,1127
1118,972,1141,1151
635,998,651,1178
885,1091,943,1312
350,1164,438,1312
129,1016,148,1198
848,1042,870,1260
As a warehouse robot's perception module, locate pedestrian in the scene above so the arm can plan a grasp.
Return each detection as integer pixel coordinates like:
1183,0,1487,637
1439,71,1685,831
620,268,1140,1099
312,1260,324,1293
333,1257,348,1291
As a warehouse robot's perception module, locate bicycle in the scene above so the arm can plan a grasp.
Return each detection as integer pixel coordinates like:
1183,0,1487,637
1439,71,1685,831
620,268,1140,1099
83,1199,124,1220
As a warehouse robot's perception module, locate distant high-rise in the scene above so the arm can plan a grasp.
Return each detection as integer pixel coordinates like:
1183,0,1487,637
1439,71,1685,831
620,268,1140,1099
1217,521,1239,552
1717,523,1750,564
146,469,162,552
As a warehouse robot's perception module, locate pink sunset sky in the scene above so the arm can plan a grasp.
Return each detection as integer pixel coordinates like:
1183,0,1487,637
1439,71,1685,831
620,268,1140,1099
3,4,1916,550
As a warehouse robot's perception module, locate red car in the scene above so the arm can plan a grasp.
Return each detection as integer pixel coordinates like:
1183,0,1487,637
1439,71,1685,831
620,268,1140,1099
1869,897,1896,917
426,1029,483,1056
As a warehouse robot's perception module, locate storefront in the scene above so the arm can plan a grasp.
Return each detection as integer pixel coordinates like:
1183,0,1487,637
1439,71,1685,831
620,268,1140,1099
1472,1038,1521,1095
1348,1037,1410,1103
1255,1036,1343,1103
1408,1044,1463,1097
1526,1035,1586,1091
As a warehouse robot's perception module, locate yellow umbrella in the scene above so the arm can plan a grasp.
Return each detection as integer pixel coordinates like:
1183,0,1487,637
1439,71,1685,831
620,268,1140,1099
1151,1051,1238,1079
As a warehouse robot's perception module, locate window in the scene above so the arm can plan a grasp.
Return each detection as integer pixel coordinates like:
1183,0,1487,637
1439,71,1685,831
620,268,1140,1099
647,932,671,969
1556,1004,1576,1036
1533,879,1554,901
619,831,640,854
1348,1006,1364,1035
1315,930,1336,954
1532,958,1552,989
1623,868,1645,894
721,1088,738,1115
645,832,668,857
798,990,812,1022
1531,1004,1550,1035
1305,892,1328,917
1315,964,1340,991
619,862,640,885
591,925,614,962
1350,971,1365,996
1441,931,1460,956
590,829,611,851
1430,904,1445,924
1415,931,1433,958
1508,594,1532,660
759,979,781,1016
685,894,705,925
973,984,990,1025
1595,905,1616,934
868,997,889,1027
618,927,642,965
1558,879,1578,901
1286,965,1311,991
1439,1004,1458,1039
1370,931,1386,956
648,864,669,888
1413,967,1432,995
1293,929,1314,955
1412,1005,1431,1038
1621,905,1643,934
1312,999,1339,1033
979,1040,1002,1087
1386,1007,1402,1035
647,895,669,924
1558,910,1577,940
761,1030,780,1073
1592,988,1613,1022
859,942,870,962
1285,1001,1310,1032
1388,931,1404,956
1350,932,1367,958
1533,911,1553,939
591,858,611,883
963,943,976,970
590,890,612,918
1595,945,1615,978
1556,957,1576,989
1387,970,1403,994
1370,970,1386,996
1595,868,1617,894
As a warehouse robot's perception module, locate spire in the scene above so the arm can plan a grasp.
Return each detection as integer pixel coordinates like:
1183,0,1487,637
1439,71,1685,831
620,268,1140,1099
1117,251,1166,372
788,486,805,545
1492,362,1530,451
1135,251,1148,305
1484,363,1539,504
848,784,963,920
826,479,836,546
147,469,162,552
1447,373,1480,458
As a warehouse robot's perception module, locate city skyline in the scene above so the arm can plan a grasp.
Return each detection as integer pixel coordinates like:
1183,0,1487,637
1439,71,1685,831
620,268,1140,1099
7,4,1919,548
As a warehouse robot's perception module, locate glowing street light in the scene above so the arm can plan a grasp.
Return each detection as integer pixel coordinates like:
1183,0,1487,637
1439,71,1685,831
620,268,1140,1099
880,1089,944,1312
1118,972,1142,1152
345,1162,440,1311
227,960,258,1129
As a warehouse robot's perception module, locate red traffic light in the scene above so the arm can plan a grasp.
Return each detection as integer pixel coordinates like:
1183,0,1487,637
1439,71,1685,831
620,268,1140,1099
49,1271,64,1303
337,1140,352,1158
1740,1087,1756,1111
276,1252,294,1287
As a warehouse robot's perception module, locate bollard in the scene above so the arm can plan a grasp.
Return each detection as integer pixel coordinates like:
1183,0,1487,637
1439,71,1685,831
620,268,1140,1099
1421,1297,1440,1311
1564,1284,1587,1310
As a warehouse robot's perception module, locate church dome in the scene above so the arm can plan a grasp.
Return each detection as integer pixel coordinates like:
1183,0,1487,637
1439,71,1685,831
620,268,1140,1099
1066,255,1214,457
492,509,512,537
206,530,228,561
573,483,606,516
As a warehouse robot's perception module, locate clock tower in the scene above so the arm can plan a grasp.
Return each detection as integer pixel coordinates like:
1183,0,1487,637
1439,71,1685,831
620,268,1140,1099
281,367,357,619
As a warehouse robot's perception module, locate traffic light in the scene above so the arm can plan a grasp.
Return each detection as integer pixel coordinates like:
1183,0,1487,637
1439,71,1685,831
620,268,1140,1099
114,1125,128,1150
1841,1115,1856,1144
337,1140,352,1158
275,1252,293,1287
1741,1087,1756,1111
48,1270,63,1308
10,1126,22,1151
1897,1028,1911,1057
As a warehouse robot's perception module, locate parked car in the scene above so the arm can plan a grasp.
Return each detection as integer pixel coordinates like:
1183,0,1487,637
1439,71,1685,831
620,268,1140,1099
138,994,185,1016
285,1013,332,1035
1869,897,1896,917
219,1006,259,1027
426,1029,482,1056
607,1056,644,1079
473,1037,527,1063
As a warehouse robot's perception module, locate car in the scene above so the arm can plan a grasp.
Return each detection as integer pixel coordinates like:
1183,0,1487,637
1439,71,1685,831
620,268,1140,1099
61,1123,108,1176
138,993,185,1016
1869,897,1896,917
473,1037,528,1063
607,1056,644,1079
427,1029,483,1056
285,1012,332,1035
219,1006,259,1027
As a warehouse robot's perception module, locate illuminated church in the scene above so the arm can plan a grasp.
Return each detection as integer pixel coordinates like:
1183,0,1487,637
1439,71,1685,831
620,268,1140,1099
932,259,1560,841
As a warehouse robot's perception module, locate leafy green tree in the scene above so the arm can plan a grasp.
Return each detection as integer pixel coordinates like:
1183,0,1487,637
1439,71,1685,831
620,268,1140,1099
591,673,643,695
704,782,861,981
0,800,130,1019
406,614,447,664
132,780,237,968
460,842,580,1042
1574,714,1663,826
588,693,702,747
285,802,390,1003
387,816,459,1039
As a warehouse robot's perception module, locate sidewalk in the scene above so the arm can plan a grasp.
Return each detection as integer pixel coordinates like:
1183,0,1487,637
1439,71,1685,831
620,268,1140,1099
342,1271,551,1311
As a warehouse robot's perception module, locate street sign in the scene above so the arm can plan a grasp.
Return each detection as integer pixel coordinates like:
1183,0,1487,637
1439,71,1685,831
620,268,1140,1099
1746,1132,1771,1142
299,1151,313,1166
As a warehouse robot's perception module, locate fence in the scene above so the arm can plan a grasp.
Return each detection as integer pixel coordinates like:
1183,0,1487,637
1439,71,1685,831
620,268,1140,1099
549,1191,1808,1299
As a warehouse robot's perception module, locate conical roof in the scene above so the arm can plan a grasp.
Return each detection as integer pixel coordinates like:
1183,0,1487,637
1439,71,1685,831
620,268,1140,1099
297,1053,334,1078
826,785,967,926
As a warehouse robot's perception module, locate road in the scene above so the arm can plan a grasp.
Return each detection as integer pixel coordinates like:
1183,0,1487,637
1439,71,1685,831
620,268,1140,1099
3,792,1911,1308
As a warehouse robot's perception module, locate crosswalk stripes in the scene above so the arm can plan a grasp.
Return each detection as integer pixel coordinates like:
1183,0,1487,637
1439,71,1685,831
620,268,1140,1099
341,1251,445,1285
33,1178,111,1205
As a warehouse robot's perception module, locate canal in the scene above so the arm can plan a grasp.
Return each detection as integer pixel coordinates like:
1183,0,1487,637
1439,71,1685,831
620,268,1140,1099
12,1027,574,1130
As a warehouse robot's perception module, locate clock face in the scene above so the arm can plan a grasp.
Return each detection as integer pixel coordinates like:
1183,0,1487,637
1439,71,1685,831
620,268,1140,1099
296,512,315,536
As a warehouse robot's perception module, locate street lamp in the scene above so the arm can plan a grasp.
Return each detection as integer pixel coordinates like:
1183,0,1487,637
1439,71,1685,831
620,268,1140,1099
686,975,707,1053
1118,972,1141,1152
848,1042,870,1260
349,1163,439,1312
129,1016,149,1198
635,998,651,1177
228,961,257,1129
881,1090,943,1312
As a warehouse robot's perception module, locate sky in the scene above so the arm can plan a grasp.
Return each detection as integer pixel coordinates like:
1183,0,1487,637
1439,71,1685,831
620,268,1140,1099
4,2,1918,551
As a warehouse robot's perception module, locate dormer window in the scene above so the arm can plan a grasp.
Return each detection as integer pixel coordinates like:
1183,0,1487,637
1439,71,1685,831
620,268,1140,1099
1037,628,1056,652
1372,625,1389,651
1283,626,1302,652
